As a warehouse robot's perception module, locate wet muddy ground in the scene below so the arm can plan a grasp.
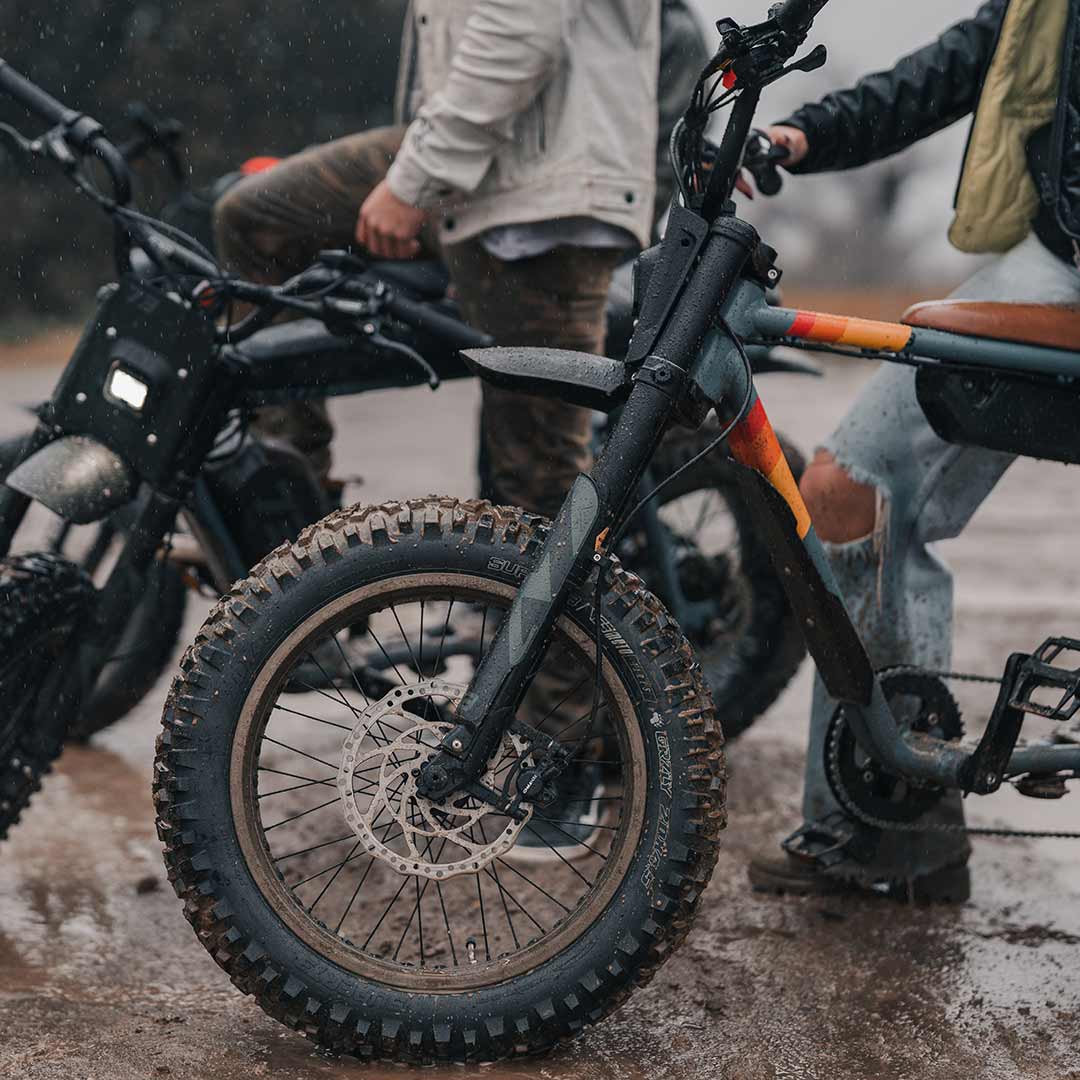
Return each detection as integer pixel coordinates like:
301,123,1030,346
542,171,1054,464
1,348,1079,1080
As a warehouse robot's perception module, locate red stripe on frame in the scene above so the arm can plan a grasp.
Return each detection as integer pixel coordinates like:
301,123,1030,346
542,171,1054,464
789,311,817,337
733,397,767,442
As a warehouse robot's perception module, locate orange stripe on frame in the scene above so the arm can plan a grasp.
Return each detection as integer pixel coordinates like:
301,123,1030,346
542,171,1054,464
766,456,812,538
789,310,912,352
728,399,812,538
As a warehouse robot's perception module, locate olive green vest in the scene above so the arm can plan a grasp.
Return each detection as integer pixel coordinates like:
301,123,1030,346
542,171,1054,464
950,0,1069,253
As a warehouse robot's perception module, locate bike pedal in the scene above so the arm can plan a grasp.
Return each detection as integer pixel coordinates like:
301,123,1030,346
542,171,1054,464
1009,637,1080,722
781,813,875,869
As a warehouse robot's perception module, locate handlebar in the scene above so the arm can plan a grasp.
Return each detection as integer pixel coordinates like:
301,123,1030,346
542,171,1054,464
0,58,133,206
0,59,76,128
772,0,830,34
383,291,493,351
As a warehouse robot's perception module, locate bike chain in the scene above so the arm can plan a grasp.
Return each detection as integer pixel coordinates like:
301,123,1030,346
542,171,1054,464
827,665,1080,841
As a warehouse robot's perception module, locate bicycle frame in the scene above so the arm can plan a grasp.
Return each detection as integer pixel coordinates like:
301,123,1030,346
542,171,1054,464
714,287,1080,791
423,208,1080,806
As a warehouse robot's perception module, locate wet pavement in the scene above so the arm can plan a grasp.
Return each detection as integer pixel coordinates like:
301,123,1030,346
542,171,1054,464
1,339,1079,1079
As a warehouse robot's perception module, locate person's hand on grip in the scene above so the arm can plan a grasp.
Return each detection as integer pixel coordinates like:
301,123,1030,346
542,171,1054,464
735,124,810,198
356,180,429,260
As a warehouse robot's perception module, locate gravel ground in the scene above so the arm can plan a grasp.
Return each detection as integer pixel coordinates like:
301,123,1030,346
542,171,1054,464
1,344,1079,1080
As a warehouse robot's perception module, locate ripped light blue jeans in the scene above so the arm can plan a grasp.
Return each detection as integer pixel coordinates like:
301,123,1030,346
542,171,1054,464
802,233,1080,884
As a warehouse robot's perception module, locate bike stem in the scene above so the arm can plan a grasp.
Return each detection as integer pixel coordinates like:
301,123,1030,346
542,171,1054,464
416,215,761,802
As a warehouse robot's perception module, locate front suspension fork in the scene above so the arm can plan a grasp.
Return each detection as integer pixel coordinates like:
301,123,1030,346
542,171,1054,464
417,216,762,800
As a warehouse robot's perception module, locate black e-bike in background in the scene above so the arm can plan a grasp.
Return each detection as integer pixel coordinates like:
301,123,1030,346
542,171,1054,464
157,0,1080,1064
0,84,810,762
0,60,807,833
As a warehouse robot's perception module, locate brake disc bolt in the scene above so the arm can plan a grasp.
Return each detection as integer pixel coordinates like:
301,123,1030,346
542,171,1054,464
75,392,87,404
105,326,117,339
147,434,158,446
451,739,463,752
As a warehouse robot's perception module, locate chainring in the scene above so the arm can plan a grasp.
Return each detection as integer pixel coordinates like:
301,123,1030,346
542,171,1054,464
337,679,532,880
826,670,963,824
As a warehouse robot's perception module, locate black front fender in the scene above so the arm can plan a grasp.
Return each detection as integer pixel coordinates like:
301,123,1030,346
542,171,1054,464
5,435,137,524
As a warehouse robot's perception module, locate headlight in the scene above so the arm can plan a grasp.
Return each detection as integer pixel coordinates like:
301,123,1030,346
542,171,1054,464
105,366,149,412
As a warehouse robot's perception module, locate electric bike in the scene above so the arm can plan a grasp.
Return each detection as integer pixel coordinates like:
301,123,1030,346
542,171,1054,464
154,0,1080,1064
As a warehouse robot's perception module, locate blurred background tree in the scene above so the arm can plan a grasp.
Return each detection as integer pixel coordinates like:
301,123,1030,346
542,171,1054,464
0,0,406,324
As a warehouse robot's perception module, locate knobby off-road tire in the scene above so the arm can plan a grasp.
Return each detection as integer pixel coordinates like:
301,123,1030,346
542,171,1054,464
647,425,807,739
0,432,188,741
0,553,94,841
155,497,725,1065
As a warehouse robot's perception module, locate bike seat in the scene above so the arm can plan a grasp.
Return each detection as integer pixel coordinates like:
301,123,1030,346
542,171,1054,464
902,299,1080,351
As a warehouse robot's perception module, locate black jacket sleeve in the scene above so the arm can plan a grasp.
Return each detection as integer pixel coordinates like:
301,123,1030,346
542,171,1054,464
780,0,1006,173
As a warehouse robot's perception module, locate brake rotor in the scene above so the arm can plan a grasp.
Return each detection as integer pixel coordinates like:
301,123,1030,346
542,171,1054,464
826,671,963,824
337,679,532,880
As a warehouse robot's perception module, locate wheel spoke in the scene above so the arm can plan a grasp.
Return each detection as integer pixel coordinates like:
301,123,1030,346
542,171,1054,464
306,839,364,910
302,647,364,719
264,795,340,832
271,702,354,733
389,605,424,679
520,822,595,886
495,858,572,912
366,625,410,686
433,599,455,674
435,879,458,965
481,864,546,936
262,736,342,774
273,833,355,863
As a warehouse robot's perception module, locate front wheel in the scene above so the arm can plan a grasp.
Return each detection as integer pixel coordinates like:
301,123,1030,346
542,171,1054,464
155,497,725,1064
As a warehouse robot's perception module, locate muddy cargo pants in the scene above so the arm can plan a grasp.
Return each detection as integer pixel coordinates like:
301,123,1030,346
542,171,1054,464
802,233,1080,885
213,125,619,519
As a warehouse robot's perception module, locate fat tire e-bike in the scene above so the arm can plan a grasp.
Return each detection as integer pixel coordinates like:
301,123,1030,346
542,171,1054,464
155,0,1080,1063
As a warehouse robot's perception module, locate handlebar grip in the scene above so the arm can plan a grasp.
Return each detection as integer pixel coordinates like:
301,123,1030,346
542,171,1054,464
385,292,494,351
772,0,830,33
0,59,78,127
754,164,783,197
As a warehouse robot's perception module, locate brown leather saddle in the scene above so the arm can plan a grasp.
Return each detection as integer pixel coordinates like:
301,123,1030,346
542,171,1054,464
902,299,1080,351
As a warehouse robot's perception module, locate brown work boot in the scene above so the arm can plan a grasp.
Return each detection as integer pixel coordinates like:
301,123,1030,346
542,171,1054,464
748,851,971,904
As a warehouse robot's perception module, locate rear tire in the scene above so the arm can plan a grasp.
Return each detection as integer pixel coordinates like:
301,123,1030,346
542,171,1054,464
0,432,188,741
155,497,725,1064
0,553,93,841
637,424,807,739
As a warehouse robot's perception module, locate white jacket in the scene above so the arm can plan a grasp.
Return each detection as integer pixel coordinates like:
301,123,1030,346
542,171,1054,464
386,0,661,248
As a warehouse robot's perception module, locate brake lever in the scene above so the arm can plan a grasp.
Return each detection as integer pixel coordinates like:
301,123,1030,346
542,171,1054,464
0,121,35,157
369,330,440,390
325,299,442,390
759,42,828,91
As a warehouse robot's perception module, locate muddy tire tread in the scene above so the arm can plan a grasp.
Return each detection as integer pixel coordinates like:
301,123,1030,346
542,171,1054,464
155,496,725,1064
0,553,93,841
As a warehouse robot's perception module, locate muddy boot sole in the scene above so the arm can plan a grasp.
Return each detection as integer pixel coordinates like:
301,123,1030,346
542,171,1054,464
748,853,971,905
